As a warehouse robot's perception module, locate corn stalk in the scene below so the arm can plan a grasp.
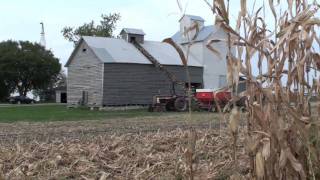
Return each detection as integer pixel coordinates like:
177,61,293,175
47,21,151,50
210,0,320,179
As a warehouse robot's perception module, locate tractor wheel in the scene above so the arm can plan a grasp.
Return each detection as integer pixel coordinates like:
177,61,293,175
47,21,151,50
174,97,187,112
165,100,175,111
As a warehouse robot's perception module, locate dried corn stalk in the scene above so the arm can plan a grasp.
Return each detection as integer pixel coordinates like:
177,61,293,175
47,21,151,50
209,0,320,179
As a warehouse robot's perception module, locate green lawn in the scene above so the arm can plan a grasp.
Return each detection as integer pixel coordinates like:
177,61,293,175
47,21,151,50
0,105,160,123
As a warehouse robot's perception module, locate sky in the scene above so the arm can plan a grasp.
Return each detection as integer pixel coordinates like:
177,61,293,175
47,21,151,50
0,0,318,74
0,0,283,67
0,0,229,68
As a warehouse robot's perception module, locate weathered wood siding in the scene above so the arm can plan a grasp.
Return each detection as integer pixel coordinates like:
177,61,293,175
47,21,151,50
67,42,104,106
102,63,203,106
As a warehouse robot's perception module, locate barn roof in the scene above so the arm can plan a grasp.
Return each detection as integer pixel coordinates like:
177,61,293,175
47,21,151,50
66,36,202,67
171,25,220,44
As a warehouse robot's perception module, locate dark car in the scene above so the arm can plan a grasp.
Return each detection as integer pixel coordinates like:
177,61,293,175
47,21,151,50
7,96,36,104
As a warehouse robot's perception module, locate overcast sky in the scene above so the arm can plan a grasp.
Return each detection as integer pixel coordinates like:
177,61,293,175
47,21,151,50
0,0,245,67
0,0,318,70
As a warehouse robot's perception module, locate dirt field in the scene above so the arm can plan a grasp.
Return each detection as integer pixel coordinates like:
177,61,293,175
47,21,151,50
0,113,250,179
0,113,220,142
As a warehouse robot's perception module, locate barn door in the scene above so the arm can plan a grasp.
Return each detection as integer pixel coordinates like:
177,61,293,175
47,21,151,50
81,91,88,105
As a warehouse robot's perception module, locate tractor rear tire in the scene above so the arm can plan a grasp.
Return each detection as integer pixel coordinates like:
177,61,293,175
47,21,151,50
174,97,187,112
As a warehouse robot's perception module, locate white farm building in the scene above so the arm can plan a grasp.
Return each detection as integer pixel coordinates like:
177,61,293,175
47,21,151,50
172,14,228,89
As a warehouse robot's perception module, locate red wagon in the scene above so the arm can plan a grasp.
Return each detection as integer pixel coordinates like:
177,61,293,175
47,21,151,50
195,88,231,111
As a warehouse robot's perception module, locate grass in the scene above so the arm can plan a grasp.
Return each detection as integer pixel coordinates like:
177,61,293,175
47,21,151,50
0,105,163,123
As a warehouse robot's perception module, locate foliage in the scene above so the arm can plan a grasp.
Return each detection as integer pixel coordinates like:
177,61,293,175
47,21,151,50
0,78,10,101
56,70,67,88
33,70,67,102
0,40,61,97
61,13,121,45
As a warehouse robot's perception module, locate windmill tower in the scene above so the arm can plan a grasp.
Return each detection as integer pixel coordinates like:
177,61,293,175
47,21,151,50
40,22,46,48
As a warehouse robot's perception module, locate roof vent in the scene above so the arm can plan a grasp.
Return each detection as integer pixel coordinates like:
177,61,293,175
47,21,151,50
120,28,145,44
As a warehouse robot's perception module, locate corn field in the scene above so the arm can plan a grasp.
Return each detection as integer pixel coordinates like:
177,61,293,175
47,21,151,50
207,0,320,179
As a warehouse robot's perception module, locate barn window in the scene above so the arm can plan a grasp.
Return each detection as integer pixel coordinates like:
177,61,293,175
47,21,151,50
130,36,136,43
82,48,87,52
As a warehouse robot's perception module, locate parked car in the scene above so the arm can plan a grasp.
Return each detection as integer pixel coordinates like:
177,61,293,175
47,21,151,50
7,96,36,104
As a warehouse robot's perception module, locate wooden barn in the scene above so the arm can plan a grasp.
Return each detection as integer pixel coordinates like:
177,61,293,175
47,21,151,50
65,29,203,107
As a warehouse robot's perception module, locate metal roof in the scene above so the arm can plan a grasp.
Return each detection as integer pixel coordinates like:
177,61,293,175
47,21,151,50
78,36,202,67
140,41,202,66
171,25,219,44
179,14,205,22
120,28,145,35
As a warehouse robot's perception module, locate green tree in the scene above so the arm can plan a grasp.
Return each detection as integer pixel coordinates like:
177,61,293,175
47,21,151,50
0,40,61,97
0,41,15,101
33,70,67,102
0,78,10,101
61,13,120,45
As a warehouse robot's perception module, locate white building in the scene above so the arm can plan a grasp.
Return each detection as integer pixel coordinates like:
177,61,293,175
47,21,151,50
172,14,228,89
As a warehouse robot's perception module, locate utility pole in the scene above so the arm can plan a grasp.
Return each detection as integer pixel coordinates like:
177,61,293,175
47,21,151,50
40,22,46,48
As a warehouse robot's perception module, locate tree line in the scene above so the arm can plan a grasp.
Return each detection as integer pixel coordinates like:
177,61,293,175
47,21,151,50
0,41,60,101
0,13,120,101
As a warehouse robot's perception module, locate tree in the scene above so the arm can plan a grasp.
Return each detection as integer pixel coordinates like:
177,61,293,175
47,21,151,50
33,70,67,102
55,69,67,88
0,78,10,101
61,13,121,45
0,40,61,97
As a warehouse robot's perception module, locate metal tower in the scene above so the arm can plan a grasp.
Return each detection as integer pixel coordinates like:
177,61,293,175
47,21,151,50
40,22,46,48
